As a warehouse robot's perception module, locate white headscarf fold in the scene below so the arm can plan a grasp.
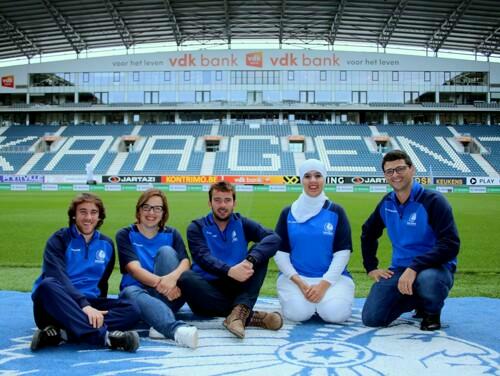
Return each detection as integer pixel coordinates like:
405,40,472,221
291,159,328,223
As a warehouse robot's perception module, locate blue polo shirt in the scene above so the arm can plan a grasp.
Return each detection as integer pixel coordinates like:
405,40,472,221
116,224,188,290
275,200,352,278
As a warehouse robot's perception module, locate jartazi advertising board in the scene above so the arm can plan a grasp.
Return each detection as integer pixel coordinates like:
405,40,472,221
103,176,160,184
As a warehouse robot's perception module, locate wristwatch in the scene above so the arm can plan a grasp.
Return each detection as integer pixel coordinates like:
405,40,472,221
245,254,257,266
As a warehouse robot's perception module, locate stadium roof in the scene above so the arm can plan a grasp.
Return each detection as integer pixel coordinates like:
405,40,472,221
1,0,499,62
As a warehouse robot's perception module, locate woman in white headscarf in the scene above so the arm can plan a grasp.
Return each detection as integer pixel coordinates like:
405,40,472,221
274,159,355,323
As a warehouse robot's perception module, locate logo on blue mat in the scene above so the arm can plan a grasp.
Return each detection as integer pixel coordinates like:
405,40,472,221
1,298,498,376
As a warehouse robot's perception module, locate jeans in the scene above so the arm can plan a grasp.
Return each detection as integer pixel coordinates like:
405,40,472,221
120,246,186,339
178,259,269,319
362,266,454,327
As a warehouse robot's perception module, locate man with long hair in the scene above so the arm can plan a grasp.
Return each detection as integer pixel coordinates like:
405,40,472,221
31,193,141,352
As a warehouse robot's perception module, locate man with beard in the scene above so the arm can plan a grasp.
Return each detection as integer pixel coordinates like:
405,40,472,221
178,181,283,339
361,150,460,331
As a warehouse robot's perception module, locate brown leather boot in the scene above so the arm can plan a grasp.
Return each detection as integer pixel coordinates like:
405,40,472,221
223,304,251,338
248,311,283,331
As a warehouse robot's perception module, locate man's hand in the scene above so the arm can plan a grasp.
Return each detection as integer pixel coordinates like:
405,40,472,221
82,305,108,328
397,268,417,295
368,269,394,282
305,280,331,303
228,260,254,282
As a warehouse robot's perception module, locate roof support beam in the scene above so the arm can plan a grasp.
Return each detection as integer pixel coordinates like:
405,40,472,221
224,0,231,45
427,0,472,53
279,0,286,45
103,0,134,49
377,0,409,48
0,14,40,59
476,24,500,57
327,0,346,45
162,0,183,46
41,0,87,53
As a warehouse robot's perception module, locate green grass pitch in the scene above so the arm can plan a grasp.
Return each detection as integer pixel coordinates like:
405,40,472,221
0,190,498,297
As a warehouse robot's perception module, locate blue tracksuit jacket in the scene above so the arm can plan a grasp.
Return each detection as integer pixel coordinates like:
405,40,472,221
361,182,460,273
187,212,280,281
32,225,115,308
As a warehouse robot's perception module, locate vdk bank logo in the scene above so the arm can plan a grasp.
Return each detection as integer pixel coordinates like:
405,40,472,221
246,52,263,68
1,75,14,88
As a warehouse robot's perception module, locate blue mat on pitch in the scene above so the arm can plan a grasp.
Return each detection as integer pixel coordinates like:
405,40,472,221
1,291,499,375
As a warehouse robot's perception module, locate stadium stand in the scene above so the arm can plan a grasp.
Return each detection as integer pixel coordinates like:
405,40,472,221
0,123,498,177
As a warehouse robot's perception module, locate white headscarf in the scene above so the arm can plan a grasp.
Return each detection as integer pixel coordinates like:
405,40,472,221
291,159,328,223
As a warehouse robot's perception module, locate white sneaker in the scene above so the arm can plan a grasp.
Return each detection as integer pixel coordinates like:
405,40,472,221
174,326,198,349
149,327,166,339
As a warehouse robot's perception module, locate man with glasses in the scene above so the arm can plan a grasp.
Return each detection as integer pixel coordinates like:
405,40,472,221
31,193,141,352
361,150,460,331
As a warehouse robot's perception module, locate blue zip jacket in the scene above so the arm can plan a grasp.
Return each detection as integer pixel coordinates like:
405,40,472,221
116,224,188,290
275,200,352,278
187,212,281,281
361,182,460,273
32,225,115,308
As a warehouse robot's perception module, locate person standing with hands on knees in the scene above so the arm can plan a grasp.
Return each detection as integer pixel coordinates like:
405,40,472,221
361,150,460,331
274,159,355,323
31,193,141,352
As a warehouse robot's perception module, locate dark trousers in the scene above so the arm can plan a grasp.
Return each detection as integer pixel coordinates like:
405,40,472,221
32,277,141,346
362,266,454,327
178,261,268,318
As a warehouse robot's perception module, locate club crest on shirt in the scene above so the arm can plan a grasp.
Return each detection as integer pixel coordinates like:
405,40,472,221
95,249,106,263
323,222,334,236
407,212,417,226
232,230,238,242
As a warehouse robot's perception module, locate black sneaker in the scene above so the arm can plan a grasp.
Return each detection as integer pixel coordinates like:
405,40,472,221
30,325,62,351
108,331,140,352
420,313,441,331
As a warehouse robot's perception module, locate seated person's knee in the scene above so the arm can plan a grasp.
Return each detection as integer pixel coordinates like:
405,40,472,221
282,303,315,322
318,303,351,324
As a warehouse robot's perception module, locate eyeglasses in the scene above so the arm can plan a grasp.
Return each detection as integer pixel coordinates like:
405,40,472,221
384,165,409,177
140,204,163,213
